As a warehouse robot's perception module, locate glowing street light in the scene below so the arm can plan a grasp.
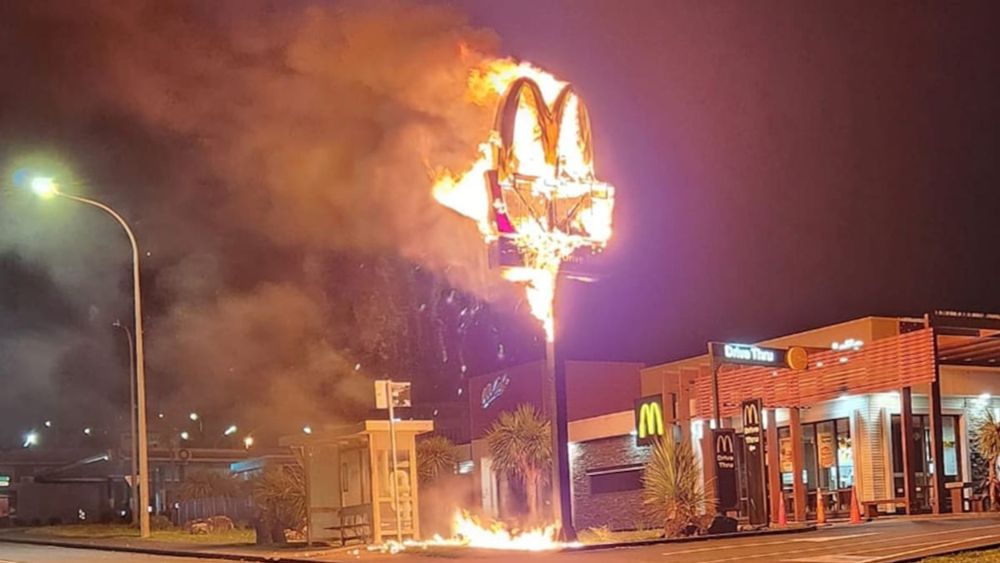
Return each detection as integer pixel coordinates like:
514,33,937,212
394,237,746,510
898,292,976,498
303,426,312,435
224,425,238,436
23,432,38,448
83,427,92,436
180,431,190,440
189,412,199,421
243,436,254,449
18,172,154,539
43,420,52,428
30,176,57,198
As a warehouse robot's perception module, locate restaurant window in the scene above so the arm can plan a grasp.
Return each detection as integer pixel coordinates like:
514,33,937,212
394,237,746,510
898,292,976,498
778,417,853,491
891,414,962,484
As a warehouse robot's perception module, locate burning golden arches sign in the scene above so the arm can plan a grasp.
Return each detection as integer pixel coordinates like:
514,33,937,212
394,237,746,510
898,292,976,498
492,78,594,181
433,61,615,341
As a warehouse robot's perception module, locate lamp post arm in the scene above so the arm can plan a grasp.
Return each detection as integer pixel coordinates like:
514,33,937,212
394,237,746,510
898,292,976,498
58,191,152,538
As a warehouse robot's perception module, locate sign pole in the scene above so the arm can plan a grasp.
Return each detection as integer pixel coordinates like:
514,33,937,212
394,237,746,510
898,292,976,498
387,380,402,542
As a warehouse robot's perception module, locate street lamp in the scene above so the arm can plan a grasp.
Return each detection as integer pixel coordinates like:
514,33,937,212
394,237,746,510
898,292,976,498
23,432,38,448
25,176,153,539
113,320,139,526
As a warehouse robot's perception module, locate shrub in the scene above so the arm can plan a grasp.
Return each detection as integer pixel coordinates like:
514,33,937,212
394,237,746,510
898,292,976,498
642,438,715,538
150,514,174,530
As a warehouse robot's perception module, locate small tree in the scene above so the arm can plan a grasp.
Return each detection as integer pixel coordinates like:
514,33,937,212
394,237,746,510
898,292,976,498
486,404,551,523
252,465,305,544
417,435,457,485
642,437,714,538
976,409,1000,510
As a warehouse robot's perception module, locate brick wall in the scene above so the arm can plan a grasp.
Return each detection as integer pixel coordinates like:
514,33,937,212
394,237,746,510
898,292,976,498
570,434,656,531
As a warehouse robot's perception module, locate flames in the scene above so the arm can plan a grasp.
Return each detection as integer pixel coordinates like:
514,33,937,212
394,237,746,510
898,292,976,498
370,511,571,553
433,59,615,342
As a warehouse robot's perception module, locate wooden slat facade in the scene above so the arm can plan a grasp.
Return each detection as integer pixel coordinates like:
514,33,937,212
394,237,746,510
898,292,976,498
693,328,936,419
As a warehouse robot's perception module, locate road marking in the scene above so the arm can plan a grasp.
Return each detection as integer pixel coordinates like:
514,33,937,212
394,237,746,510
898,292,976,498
690,523,1000,563
785,556,877,563
870,534,998,562
794,532,879,543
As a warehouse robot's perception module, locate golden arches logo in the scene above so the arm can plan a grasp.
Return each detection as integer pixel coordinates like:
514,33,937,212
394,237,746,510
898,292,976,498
493,77,595,181
743,402,760,427
637,401,664,439
716,434,734,455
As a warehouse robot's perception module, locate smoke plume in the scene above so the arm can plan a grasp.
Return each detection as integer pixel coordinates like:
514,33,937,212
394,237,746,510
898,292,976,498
0,1,533,446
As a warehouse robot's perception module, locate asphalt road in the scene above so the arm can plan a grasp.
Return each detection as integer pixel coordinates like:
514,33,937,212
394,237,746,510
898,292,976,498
0,543,234,563
567,516,1000,563
362,515,1000,563
3,516,1000,562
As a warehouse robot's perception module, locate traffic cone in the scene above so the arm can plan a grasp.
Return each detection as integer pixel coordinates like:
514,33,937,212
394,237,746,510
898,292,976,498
778,491,788,526
849,486,862,524
816,487,826,525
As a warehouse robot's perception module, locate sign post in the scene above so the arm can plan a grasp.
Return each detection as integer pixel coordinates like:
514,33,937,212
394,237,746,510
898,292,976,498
742,398,767,526
375,380,411,542
713,429,738,511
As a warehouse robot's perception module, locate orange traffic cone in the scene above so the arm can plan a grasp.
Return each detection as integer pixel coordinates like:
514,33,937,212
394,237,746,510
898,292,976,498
778,491,788,526
816,487,827,525
849,486,862,524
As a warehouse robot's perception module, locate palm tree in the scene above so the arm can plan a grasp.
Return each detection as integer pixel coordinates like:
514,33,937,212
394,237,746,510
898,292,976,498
417,435,457,485
485,404,551,523
976,409,1000,510
178,469,241,501
642,437,714,537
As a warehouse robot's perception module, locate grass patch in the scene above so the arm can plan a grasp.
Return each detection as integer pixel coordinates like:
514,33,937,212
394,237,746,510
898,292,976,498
577,526,661,545
23,524,255,544
925,549,1000,562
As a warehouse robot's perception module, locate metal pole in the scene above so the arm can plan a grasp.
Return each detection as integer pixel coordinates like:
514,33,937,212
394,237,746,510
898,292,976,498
114,321,138,526
387,380,402,542
59,192,151,538
545,338,560,523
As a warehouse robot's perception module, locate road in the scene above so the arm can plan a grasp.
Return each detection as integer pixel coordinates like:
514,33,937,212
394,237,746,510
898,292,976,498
568,516,1000,563
2,516,1000,562
0,543,233,563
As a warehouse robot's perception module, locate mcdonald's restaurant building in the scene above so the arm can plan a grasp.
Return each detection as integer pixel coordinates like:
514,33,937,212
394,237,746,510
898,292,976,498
565,312,1000,530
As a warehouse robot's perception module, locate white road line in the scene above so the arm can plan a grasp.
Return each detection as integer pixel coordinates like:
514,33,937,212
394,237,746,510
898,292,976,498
662,532,877,555
794,532,879,543
870,534,998,562
689,523,1000,563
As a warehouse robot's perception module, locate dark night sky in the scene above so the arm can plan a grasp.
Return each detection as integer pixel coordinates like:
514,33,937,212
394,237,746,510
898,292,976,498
458,0,1000,364
1,1,999,445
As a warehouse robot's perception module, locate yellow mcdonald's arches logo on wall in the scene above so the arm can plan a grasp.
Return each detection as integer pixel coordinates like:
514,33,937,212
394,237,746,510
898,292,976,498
716,433,734,454
634,395,666,445
638,401,664,439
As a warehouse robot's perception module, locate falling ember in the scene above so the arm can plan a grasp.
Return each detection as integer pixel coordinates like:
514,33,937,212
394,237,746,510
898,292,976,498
369,511,574,554
433,59,615,342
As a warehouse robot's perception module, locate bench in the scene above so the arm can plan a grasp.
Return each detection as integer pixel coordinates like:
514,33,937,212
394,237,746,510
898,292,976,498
325,504,372,545
860,498,908,519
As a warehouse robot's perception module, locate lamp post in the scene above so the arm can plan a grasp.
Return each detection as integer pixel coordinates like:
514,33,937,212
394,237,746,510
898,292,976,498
30,177,152,538
113,320,139,526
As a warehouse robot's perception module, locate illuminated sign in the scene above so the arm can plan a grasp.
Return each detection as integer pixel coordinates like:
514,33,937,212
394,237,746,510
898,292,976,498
724,344,775,363
713,429,738,510
710,342,808,370
831,338,864,351
634,395,665,446
480,373,510,409
741,398,767,526
0,475,9,487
